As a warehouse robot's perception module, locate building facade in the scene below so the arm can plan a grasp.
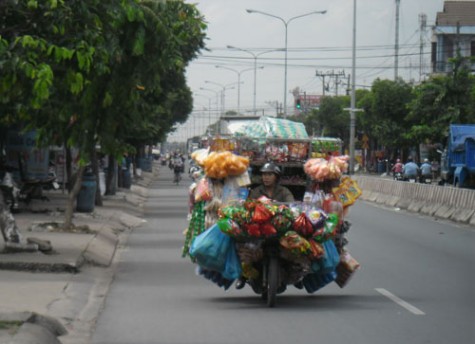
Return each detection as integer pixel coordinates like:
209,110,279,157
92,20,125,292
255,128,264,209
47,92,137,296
431,0,475,74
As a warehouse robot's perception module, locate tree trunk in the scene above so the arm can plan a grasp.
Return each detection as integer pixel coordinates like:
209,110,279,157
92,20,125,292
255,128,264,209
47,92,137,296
66,146,72,192
63,165,85,230
105,155,116,195
92,149,103,206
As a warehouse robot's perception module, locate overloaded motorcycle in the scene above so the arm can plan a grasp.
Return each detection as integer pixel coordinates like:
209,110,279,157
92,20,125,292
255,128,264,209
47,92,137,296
190,200,358,307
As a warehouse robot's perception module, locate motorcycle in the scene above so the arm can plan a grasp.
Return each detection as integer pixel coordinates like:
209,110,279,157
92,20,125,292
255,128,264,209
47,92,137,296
419,174,432,184
0,168,20,212
244,239,313,307
393,172,403,181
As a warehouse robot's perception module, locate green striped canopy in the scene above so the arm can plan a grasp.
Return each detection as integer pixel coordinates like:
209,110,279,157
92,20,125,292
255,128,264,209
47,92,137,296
235,116,308,139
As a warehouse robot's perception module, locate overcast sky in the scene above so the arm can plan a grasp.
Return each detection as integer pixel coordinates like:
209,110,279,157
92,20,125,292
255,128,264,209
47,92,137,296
169,0,447,142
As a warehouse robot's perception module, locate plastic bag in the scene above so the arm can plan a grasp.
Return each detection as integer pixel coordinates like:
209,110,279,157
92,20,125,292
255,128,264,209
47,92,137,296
195,178,213,202
335,250,360,288
319,240,340,273
189,224,231,272
332,176,362,207
222,243,242,280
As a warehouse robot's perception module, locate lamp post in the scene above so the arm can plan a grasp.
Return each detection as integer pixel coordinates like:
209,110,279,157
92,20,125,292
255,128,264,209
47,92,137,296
226,46,282,115
204,80,237,117
194,93,213,130
246,9,326,117
215,65,260,114
199,87,220,135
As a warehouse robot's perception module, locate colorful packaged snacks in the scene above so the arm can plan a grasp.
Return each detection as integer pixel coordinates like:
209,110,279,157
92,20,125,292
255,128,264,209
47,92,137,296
217,218,243,237
203,151,249,179
335,250,360,288
279,231,312,256
292,212,315,237
313,213,339,242
332,176,362,207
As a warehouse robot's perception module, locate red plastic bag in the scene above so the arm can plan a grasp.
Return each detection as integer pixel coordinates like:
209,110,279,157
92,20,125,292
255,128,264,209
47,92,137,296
252,203,274,223
293,212,314,237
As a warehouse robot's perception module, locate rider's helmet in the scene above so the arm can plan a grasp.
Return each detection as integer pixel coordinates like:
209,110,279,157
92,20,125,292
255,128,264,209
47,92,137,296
424,158,429,163
260,162,281,176
396,159,401,163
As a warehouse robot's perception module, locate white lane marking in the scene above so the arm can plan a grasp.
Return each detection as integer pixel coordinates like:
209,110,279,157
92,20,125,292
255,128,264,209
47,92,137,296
375,288,426,315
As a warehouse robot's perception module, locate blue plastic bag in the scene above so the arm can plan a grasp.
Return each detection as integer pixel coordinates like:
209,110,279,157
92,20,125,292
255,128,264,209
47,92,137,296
222,243,242,280
319,240,340,273
189,224,231,272
303,271,337,293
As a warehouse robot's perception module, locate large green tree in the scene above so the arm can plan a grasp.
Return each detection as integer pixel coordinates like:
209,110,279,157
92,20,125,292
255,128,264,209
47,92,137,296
407,55,475,146
0,0,206,228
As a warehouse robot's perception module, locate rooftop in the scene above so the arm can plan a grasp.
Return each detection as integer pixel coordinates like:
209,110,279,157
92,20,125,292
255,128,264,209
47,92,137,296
436,1,475,26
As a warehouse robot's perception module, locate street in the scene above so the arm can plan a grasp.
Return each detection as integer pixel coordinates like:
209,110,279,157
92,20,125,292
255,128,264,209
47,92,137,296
91,167,475,344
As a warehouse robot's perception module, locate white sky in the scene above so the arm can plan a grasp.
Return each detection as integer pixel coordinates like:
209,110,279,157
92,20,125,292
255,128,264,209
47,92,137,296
169,0,447,142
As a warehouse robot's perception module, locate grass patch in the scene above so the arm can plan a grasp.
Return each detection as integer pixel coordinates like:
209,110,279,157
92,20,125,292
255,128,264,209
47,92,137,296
0,320,23,334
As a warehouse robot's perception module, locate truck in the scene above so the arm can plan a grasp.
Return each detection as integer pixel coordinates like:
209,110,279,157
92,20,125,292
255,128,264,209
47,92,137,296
440,124,475,188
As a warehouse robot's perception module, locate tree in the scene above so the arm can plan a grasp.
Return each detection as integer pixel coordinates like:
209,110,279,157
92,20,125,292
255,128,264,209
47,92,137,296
0,0,206,229
407,55,475,146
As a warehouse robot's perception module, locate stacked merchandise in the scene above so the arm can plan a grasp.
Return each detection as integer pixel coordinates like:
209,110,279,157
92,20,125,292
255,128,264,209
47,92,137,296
183,145,362,293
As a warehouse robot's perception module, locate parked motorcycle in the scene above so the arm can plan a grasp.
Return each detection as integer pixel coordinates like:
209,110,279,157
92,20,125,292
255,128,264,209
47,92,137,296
0,168,20,212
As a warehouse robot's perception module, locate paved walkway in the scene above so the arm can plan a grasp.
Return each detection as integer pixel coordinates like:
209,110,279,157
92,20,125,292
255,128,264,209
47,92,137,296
0,167,156,343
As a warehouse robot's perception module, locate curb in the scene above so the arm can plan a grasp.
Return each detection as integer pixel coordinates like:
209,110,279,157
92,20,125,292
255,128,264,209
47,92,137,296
0,312,67,344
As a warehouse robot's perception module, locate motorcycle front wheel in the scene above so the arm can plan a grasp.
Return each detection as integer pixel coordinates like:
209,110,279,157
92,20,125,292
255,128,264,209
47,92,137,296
266,256,279,307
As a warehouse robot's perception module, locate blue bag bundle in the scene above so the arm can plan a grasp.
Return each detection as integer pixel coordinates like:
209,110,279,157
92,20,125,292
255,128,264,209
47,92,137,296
222,243,242,280
319,240,340,273
189,224,231,272
198,267,234,290
302,271,337,294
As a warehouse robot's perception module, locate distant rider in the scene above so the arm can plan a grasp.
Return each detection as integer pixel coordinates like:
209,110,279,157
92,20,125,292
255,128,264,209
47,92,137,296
391,159,403,178
420,158,432,182
402,158,419,181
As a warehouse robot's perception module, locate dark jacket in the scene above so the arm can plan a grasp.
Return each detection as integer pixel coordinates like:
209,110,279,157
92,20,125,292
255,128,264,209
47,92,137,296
249,184,295,203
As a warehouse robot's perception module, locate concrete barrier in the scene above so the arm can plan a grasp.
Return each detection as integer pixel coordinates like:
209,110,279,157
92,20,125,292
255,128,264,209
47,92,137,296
352,175,475,225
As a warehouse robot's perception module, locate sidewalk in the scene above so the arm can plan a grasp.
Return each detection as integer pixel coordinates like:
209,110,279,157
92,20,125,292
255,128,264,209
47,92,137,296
0,166,157,343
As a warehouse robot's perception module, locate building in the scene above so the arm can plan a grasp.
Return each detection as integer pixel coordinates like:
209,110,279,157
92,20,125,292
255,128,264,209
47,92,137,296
431,0,475,74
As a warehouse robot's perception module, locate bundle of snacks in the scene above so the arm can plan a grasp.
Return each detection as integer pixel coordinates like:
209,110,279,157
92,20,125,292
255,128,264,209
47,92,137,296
203,151,249,179
304,155,349,181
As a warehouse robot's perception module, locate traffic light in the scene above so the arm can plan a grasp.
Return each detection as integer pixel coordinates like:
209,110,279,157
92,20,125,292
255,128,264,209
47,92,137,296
296,99,301,109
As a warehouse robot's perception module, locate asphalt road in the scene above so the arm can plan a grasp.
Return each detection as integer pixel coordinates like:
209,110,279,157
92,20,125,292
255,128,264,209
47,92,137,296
91,168,475,344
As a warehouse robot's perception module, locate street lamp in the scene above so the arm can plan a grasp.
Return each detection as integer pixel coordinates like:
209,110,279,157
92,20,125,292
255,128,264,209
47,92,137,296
194,93,213,130
226,46,283,115
215,65,262,114
204,80,237,117
246,8,327,117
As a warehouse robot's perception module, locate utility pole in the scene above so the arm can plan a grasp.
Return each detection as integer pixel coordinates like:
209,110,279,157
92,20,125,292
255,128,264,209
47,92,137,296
395,0,401,80
419,13,427,82
315,70,346,96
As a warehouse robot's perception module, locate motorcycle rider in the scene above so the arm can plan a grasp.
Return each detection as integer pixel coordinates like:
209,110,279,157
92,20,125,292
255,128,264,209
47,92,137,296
236,163,294,290
402,158,419,181
172,153,184,184
391,159,403,179
420,158,432,183
249,162,294,203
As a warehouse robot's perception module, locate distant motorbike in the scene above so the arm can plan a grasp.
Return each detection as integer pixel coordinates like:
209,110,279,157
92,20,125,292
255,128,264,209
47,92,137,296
419,174,432,184
404,175,417,183
393,172,403,181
